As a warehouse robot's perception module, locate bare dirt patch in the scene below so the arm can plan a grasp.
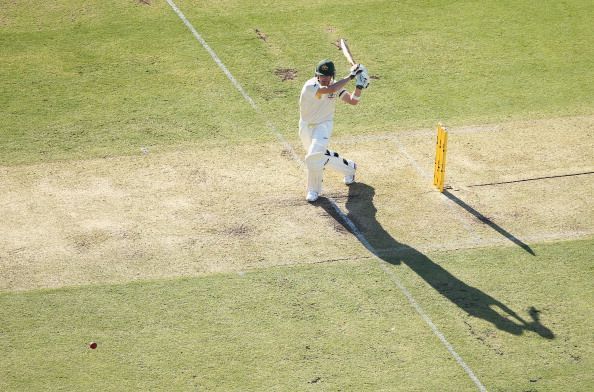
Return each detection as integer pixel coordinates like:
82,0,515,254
274,68,297,81
0,143,361,291
1,116,592,291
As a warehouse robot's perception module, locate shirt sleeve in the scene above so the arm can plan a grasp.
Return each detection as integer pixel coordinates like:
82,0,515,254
303,82,320,99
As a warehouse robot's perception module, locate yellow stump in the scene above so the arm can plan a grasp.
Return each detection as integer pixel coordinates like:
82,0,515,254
433,124,448,192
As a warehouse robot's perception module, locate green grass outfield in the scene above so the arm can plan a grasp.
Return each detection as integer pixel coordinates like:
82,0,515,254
1,0,593,165
1,0,593,391
1,240,592,391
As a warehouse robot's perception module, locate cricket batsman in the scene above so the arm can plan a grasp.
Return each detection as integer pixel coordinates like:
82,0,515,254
299,59,369,202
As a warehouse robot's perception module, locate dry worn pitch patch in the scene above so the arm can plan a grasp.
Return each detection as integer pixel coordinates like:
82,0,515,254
1,116,593,291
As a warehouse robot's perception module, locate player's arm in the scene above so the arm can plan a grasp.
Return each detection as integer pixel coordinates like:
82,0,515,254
341,86,363,106
317,76,353,95
341,69,369,105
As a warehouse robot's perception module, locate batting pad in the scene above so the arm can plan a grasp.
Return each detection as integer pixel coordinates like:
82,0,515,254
324,149,356,175
305,151,325,193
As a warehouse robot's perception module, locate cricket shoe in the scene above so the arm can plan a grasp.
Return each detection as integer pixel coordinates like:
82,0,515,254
305,191,319,202
344,162,357,185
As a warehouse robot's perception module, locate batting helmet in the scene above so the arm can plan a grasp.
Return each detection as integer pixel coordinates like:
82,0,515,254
315,59,335,77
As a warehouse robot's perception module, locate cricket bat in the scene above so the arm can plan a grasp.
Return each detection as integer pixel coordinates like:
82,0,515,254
339,38,357,66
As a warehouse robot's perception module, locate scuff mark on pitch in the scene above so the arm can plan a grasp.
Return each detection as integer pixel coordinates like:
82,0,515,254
254,28,268,42
274,68,297,81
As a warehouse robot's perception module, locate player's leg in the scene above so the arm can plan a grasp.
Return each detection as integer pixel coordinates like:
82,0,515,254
323,149,357,184
300,121,320,201
298,120,313,151
312,121,356,184
304,151,324,201
302,122,332,201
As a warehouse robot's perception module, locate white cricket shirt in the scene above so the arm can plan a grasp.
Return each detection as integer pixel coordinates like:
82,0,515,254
299,77,346,124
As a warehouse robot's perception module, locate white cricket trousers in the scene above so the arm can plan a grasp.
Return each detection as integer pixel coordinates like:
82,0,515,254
299,120,356,193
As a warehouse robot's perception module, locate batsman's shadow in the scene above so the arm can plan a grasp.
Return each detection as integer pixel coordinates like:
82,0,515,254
316,182,554,339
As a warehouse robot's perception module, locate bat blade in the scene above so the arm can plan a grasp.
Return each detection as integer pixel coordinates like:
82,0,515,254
339,38,356,66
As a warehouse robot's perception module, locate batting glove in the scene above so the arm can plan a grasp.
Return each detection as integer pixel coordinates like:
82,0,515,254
355,70,370,89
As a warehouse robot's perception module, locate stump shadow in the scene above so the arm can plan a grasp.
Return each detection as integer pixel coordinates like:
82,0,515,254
442,190,535,256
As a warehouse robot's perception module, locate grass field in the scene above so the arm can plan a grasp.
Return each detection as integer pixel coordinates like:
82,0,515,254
1,240,591,391
1,0,593,391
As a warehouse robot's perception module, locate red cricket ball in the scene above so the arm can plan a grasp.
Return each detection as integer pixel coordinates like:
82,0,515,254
89,342,97,349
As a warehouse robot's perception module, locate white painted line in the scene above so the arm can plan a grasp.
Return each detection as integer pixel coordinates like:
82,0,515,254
166,2,487,390
164,0,302,166
380,262,487,391
165,0,255,109
327,203,488,392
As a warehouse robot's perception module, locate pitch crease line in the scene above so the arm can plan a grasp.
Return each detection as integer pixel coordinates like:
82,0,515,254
165,2,486,391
